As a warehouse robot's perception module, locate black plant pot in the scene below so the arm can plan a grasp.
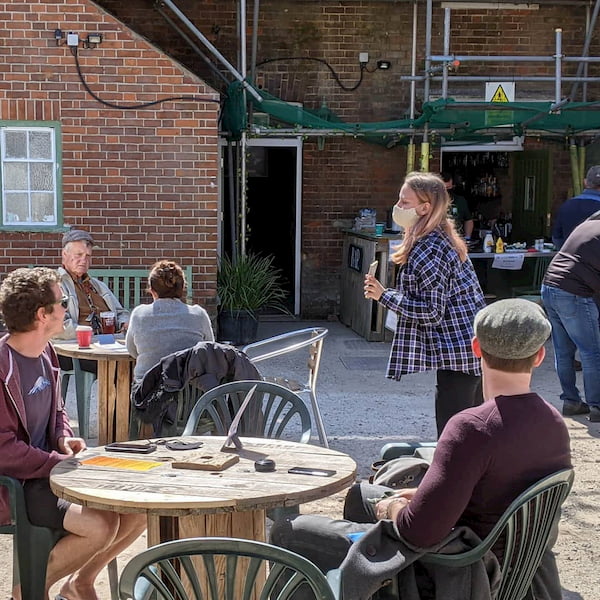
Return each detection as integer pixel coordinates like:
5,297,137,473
217,309,259,346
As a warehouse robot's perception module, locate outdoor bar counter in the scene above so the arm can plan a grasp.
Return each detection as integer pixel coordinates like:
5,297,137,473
340,229,555,341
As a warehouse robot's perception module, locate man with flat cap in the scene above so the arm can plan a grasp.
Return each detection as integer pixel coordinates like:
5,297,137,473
552,165,600,249
54,229,129,341
271,299,571,600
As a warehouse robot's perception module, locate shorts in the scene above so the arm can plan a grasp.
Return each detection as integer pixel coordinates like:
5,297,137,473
23,478,70,534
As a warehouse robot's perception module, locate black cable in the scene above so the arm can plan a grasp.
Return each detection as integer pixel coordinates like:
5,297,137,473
256,56,365,92
70,46,221,109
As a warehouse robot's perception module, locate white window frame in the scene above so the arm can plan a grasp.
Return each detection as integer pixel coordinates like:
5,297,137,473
0,121,63,231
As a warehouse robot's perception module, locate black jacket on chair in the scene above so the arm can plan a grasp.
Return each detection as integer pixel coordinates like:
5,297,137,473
131,341,261,431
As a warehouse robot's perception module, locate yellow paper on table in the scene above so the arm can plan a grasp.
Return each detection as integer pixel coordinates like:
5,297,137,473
81,456,163,471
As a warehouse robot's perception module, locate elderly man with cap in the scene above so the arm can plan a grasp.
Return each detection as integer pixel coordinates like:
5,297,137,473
552,165,600,249
270,299,571,600
54,229,129,342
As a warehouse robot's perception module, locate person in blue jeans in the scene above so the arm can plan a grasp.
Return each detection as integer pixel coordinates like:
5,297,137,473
541,211,600,422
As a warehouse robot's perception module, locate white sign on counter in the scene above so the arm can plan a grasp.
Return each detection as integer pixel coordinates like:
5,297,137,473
492,253,525,270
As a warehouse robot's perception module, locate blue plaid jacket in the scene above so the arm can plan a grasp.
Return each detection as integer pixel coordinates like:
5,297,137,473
379,229,485,378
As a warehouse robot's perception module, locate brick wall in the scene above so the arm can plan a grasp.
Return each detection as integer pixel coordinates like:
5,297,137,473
61,1,600,316
0,0,220,310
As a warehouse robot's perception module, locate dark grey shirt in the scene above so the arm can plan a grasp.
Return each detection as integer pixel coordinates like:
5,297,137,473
543,219,600,298
10,348,52,450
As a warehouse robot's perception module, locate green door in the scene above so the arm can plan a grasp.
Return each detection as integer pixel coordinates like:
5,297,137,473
512,150,553,242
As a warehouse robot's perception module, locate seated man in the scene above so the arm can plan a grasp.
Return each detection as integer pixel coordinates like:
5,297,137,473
0,268,145,600
54,229,129,373
271,299,571,599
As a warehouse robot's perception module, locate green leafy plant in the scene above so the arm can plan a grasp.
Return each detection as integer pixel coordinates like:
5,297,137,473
217,253,291,315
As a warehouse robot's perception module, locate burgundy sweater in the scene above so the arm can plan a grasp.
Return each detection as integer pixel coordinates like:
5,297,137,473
396,393,571,548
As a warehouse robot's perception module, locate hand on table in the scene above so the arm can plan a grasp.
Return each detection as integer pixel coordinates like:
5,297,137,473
58,436,87,456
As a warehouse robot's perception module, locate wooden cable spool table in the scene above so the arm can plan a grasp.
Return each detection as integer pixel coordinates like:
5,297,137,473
52,340,134,444
50,436,358,547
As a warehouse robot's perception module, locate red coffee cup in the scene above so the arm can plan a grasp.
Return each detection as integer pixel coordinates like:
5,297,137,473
100,311,116,334
76,325,93,348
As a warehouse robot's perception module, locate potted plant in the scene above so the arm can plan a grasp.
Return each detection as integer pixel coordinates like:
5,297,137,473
217,252,291,345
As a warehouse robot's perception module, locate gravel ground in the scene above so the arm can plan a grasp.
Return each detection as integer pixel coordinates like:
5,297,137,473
0,318,597,599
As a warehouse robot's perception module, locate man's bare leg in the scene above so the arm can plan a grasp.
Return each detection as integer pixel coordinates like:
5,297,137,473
58,513,146,600
45,504,120,600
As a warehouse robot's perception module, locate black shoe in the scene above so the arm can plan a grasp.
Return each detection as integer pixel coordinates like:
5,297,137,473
588,406,600,422
562,401,591,416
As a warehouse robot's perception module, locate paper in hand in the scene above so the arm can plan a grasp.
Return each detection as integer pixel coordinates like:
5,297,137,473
220,384,258,451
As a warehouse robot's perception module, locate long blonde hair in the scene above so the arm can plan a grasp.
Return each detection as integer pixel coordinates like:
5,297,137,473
392,171,467,265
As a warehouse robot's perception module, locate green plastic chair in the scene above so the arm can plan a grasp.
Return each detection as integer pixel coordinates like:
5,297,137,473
181,380,312,443
118,536,338,600
330,468,573,600
0,475,62,600
60,358,97,440
0,475,120,600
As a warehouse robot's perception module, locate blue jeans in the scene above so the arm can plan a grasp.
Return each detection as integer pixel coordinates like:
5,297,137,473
541,284,600,408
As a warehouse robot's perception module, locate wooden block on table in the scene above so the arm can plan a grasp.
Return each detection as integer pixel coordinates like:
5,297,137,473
171,452,240,471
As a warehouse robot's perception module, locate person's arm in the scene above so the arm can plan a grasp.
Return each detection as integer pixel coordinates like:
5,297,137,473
125,307,139,359
463,219,474,240
377,241,453,326
394,416,489,548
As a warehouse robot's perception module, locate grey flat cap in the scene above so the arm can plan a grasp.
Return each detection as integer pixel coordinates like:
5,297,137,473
62,229,94,247
474,299,551,360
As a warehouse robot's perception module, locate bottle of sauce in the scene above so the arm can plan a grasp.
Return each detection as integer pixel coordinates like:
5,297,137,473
495,237,504,253
483,233,494,253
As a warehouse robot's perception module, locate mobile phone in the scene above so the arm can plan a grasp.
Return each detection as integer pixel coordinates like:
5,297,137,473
105,442,157,454
287,467,337,477
368,260,378,276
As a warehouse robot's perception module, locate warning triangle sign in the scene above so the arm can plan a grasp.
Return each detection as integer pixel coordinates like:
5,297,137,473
491,85,509,103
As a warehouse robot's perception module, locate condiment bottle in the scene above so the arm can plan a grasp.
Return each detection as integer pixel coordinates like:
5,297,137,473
483,233,494,253
495,237,504,253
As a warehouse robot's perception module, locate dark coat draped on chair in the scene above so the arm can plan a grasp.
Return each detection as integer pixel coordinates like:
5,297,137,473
130,341,261,432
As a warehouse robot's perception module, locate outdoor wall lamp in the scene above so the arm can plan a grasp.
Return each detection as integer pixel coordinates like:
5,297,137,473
85,33,103,48
377,60,392,70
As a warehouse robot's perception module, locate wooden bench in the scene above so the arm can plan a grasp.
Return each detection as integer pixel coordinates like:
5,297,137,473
88,266,193,311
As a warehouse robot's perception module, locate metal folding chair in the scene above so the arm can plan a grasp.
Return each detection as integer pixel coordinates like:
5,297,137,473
242,327,329,447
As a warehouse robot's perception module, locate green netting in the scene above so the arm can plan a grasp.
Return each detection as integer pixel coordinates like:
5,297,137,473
221,81,600,145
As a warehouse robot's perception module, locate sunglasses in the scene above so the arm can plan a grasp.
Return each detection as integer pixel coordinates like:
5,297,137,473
51,295,69,310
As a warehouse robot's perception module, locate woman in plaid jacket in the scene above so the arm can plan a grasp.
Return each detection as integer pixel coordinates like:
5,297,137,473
365,171,486,436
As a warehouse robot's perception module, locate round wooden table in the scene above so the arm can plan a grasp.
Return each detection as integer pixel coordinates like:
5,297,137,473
52,340,134,445
50,436,357,547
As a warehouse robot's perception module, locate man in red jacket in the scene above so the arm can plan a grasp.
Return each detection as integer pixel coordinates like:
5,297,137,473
0,267,145,600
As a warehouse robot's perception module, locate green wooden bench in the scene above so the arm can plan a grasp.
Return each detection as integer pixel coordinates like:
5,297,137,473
88,266,193,311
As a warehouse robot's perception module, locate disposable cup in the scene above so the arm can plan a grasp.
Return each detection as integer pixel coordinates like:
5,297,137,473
76,325,93,348
100,311,116,334
375,223,385,236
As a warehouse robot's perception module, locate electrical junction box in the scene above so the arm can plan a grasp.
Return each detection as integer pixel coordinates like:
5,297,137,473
359,52,369,64
66,32,79,47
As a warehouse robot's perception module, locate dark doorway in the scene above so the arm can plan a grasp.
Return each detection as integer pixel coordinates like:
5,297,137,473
222,144,298,314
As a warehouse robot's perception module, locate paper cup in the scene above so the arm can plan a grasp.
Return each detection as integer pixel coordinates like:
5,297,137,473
76,325,93,348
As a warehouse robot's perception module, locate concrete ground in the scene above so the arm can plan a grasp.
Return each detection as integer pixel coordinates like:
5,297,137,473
1,317,597,599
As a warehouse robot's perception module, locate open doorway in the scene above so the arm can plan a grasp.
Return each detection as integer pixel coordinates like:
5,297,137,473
220,138,302,315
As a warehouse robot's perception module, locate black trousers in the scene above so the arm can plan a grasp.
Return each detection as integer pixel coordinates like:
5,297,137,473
435,369,482,437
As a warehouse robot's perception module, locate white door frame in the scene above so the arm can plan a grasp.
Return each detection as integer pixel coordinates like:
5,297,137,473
218,137,302,315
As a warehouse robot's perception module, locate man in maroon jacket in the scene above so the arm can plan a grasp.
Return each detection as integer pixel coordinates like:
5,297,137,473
271,299,571,600
0,268,145,600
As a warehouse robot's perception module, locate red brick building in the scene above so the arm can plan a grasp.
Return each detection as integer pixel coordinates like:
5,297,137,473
0,0,219,310
2,1,599,319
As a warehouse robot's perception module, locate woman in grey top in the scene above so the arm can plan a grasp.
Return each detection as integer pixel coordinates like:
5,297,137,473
126,260,214,381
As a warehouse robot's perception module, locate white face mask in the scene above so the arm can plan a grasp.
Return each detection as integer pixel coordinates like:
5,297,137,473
392,205,420,229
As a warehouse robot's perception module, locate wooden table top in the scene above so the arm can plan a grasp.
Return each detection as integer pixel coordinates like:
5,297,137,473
50,437,357,517
52,338,133,362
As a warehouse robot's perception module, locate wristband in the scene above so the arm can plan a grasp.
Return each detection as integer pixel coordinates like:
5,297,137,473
385,498,405,520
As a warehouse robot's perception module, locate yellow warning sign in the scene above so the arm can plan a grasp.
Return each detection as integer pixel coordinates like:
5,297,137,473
491,85,510,103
